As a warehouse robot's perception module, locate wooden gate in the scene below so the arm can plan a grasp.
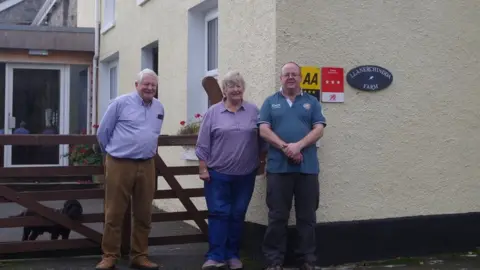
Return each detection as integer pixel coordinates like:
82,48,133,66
0,134,210,259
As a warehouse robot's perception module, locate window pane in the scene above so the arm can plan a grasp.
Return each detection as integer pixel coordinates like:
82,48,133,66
12,69,60,165
0,63,5,135
69,65,89,134
104,0,115,24
109,66,117,99
207,18,218,71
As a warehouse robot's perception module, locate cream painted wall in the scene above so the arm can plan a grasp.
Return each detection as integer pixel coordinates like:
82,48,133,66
275,0,480,224
76,0,95,27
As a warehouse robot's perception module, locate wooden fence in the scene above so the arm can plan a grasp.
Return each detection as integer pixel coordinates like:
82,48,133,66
0,134,215,259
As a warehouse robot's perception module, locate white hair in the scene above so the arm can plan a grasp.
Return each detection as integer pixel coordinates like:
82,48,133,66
136,68,158,83
221,70,245,91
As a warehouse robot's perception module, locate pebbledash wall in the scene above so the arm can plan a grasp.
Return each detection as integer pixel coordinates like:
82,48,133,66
93,0,480,266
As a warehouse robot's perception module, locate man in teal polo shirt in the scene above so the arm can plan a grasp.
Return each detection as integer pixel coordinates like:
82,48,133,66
258,62,326,270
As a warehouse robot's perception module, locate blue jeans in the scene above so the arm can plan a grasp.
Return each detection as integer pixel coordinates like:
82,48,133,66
204,169,256,262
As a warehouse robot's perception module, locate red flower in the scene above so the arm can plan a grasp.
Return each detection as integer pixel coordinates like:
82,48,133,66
92,124,99,128
180,121,186,126
194,113,201,118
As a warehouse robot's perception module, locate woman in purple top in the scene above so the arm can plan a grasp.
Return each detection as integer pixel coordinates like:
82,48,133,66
196,71,264,270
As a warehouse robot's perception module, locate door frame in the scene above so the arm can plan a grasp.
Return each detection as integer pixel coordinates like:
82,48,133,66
4,63,70,167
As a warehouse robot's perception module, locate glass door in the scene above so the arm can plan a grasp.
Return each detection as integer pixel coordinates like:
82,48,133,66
4,63,70,167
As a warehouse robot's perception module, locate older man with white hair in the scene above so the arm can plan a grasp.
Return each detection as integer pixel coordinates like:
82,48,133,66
95,69,164,270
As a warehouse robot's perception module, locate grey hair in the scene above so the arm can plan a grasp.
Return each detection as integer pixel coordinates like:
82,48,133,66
136,68,158,83
221,70,246,91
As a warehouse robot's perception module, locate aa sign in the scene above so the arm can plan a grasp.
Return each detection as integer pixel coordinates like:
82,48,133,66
300,66,320,89
300,66,320,100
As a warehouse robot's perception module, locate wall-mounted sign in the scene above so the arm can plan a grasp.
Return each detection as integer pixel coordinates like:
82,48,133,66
321,67,344,103
300,66,320,101
304,89,320,100
346,65,393,91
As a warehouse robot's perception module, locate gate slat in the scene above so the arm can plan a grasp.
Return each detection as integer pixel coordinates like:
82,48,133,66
154,156,209,235
0,211,208,228
0,239,97,254
0,166,198,178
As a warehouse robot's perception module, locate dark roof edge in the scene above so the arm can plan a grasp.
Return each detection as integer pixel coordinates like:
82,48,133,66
0,24,94,33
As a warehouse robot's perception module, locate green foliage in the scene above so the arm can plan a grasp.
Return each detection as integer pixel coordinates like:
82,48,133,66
66,144,103,165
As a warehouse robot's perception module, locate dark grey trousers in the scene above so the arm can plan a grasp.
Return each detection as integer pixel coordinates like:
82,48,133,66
262,172,320,265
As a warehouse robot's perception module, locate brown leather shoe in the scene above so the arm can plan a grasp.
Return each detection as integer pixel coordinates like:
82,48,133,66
95,257,116,270
130,256,159,270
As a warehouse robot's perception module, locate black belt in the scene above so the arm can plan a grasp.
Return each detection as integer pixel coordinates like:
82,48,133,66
109,154,152,162
130,157,152,162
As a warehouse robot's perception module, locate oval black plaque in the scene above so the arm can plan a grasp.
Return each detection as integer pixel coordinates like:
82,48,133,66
346,65,393,91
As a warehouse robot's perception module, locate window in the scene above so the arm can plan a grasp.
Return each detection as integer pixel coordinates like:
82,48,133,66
141,41,159,98
102,0,115,33
108,64,117,100
205,9,218,77
187,0,218,118
69,65,90,134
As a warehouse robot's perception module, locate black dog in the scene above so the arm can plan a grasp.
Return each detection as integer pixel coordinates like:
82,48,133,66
14,199,84,241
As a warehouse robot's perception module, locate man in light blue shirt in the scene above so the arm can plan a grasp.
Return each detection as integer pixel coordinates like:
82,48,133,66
95,69,164,270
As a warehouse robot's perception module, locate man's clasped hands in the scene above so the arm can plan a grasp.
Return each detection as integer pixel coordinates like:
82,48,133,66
282,142,304,164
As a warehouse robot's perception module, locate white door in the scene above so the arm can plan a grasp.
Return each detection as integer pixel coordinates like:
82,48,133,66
4,63,70,167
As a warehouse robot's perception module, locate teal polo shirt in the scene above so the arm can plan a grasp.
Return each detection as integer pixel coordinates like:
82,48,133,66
258,90,326,174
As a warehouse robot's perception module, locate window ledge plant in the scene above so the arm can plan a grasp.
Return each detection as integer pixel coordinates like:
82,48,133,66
176,113,202,161
65,124,104,183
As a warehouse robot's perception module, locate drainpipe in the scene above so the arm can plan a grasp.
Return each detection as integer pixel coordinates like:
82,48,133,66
91,0,100,133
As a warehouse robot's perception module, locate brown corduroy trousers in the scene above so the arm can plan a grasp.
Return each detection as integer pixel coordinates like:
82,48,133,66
102,154,156,260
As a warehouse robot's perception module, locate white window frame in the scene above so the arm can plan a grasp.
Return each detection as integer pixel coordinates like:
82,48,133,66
101,0,115,34
205,9,218,78
136,0,150,6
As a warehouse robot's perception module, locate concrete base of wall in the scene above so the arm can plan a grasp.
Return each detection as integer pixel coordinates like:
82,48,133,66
241,211,480,267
